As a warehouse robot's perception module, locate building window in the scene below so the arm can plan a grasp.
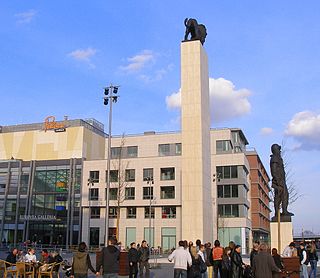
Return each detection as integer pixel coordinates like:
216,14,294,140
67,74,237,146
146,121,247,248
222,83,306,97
162,206,176,218
160,186,175,199
160,167,175,181
127,207,136,218
89,188,99,200
159,144,170,156
218,204,239,217
89,171,99,183
143,168,153,181
143,187,153,200
127,146,138,158
175,143,182,155
216,140,232,153
111,147,121,159
109,207,117,218
125,169,135,182
144,207,155,218
125,187,135,200
106,170,118,183
216,166,238,179
90,207,100,219
109,188,118,200
217,185,239,198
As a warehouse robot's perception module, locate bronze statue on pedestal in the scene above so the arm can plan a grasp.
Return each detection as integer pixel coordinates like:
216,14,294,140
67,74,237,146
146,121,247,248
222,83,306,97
270,144,294,221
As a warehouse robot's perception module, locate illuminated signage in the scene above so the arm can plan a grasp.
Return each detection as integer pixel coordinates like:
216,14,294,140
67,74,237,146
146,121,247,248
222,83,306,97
44,116,66,132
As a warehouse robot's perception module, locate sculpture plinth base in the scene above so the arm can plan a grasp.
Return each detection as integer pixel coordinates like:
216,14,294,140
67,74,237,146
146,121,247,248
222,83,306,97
270,221,293,253
271,214,292,222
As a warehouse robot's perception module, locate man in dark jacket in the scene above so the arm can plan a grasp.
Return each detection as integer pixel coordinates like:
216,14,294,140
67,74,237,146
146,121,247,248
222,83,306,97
252,243,282,278
128,242,139,278
6,248,18,264
96,237,120,278
71,242,97,278
138,240,150,278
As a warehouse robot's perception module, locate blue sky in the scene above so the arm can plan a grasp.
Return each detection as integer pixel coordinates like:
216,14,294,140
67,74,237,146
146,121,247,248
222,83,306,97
1,1,320,234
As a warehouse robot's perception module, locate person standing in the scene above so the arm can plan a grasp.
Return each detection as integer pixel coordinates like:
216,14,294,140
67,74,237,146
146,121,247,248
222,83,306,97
299,243,308,278
168,240,192,278
96,237,120,278
70,242,97,278
271,248,283,278
252,244,281,278
198,244,207,278
308,241,318,278
231,245,244,278
188,246,202,278
221,247,231,278
205,243,213,278
212,240,223,278
138,240,150,278
249,241,259,267
128,242,139,278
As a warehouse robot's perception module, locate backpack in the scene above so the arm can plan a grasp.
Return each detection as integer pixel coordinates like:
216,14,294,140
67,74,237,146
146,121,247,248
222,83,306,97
199,256,207,273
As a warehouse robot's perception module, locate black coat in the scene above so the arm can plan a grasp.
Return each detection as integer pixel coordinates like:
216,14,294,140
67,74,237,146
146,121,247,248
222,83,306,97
188,256,201,278
128,248,139,263
231,251,243,278
6,252,16,264
96,245,120,274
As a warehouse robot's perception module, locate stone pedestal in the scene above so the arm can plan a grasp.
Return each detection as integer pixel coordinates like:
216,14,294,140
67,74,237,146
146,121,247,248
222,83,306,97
181,40,213,242
270,221,293,253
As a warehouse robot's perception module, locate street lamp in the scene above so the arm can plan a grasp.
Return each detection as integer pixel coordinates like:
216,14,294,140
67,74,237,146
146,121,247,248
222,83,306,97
87,177,94,248
104,84,119,246
146,177,154,248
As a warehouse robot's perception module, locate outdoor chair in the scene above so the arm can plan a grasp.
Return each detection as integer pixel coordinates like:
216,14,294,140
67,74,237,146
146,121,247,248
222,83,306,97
0,259,18,278
16,261,35,278
37,262,58,278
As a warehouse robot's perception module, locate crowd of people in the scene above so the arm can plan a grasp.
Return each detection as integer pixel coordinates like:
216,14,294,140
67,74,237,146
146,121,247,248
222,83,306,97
1,238,319,278
167,239,319,278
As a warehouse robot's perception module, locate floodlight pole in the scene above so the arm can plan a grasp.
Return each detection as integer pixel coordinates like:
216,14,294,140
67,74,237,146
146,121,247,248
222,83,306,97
104,84,119,247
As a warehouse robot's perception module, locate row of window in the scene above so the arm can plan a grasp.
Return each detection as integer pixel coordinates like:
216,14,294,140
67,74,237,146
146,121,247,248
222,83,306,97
218,204,248,218
90,206,176,219
89,186,175,201
89,167,175,183
110,143,182,159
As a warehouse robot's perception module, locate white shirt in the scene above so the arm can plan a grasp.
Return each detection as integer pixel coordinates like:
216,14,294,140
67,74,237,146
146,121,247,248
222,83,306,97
282,246,293,257
168,247,192,270
198,250,205,262
25,253,37,262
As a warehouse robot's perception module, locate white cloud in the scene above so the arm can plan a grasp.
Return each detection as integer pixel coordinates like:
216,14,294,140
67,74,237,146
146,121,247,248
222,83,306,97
166,77,251,123
15,9,37,24
285,111,320,150
119,50,155,73
68,48,97,68
260,127,273,135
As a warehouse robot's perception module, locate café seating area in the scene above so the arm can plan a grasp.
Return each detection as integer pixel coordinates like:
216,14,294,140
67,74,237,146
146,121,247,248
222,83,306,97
0,260,62,278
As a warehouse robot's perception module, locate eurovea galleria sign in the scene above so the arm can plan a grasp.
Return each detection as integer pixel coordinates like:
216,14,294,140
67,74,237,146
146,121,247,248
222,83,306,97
20,215,59,221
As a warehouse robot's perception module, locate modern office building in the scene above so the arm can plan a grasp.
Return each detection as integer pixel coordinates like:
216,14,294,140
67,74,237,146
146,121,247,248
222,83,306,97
246,150,271,243
81,127,256,253
0,117,106,246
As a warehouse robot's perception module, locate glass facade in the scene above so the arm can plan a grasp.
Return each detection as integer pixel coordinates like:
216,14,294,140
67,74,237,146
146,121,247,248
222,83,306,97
0,159,82,246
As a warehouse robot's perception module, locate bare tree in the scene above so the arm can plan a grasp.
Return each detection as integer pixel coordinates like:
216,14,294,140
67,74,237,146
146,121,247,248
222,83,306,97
111,136,130,240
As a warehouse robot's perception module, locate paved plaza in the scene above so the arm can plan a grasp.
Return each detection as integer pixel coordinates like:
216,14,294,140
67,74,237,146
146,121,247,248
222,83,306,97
1,249,320,277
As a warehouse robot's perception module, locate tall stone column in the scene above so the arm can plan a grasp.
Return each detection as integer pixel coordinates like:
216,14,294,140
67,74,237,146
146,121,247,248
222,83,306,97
181,40,213,242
